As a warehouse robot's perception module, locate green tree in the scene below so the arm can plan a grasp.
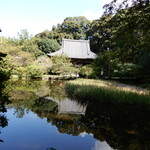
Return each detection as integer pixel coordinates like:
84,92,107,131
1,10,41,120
90,0,150,79
50,56,79,75
17,30,43,57
0,52,11,80
36,16,91,44
36,38,60,54
60,16,91,39
87,15,113,53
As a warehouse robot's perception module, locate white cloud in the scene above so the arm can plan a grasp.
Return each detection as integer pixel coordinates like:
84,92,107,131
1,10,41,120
79,132,93,138
92,140,113,150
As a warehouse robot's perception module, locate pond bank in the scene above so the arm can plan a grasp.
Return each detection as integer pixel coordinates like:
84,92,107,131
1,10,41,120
11,74,79,80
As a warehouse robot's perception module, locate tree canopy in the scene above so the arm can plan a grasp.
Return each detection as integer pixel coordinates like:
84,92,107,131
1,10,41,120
89,0,150,79
36,16,91,44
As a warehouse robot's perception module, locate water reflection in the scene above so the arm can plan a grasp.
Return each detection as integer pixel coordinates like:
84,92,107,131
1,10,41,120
0,81,10,142
92,141,112,150
2,80,150,150
46,97,87,115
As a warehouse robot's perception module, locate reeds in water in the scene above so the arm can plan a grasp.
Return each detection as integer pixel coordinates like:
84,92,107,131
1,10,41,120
65,79,150,105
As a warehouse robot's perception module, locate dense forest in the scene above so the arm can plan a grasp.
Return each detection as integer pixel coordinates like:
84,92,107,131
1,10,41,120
0,0,150,81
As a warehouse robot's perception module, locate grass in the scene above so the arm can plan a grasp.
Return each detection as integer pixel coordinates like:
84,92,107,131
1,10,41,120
64,79,150,105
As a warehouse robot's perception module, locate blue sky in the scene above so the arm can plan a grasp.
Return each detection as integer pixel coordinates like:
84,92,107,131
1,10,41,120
0,0,112,38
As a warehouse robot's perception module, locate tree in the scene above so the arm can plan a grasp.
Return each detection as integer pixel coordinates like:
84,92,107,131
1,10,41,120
60,16,91,39
36,38,60,54
17,30,43,57
36,16,91,44
90,0,150,78
87,15,113,53
0,52,11,80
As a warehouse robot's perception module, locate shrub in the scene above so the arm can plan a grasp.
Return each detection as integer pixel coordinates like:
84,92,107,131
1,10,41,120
113,63,142,78
12,67,27,78
35,55,52,74
79,64,96,78
26,65,44,78
50,56,79,75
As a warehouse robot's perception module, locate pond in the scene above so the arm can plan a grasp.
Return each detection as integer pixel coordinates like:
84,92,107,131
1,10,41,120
0,79,150,150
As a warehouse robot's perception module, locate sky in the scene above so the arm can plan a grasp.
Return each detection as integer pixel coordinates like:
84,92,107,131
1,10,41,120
0,0,112,38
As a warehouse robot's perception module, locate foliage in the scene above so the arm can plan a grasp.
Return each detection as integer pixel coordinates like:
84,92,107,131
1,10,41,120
35,55,52,74
36,38,60,54
0,52,11,80
12,64,45,79
1,1,150,80
12,67,27,78
50,56,79,75
60,16,91,40
0,30,53,78
87,15,113,53
21,37,44,57
8,51,35,67
113,63,142,78
88,0,150,79
26,64,44,78
93,53,142,78
17,29,30,43
36,16,91,44
79,64,96,78
17,30,44,57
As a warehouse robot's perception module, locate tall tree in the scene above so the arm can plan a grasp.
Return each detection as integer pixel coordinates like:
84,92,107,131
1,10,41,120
91,0,150,78
36,16,91,44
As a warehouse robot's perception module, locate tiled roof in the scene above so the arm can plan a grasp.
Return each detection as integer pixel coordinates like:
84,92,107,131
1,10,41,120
47,39,97,59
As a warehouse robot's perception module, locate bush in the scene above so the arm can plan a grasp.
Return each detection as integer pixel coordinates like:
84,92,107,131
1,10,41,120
12,67,27,78
79,64,96,78
26,65,44,78
35,55,52,74
113,63,142,78
50,56,79,75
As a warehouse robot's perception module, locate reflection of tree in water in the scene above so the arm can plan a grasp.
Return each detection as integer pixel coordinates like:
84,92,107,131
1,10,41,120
42,100,150,150
84,103,150,150
0,81,10,142
33,99,150,150
6,80,150,150
5,80,65,118
27,96,150,150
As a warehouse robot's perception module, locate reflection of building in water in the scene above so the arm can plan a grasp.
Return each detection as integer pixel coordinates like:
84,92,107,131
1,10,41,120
45,97,87,115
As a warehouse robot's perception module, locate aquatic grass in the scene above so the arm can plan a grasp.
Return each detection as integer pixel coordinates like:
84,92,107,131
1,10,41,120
65,79,150,105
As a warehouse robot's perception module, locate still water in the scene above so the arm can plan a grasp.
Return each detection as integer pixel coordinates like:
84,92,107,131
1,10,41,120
0,80,150,150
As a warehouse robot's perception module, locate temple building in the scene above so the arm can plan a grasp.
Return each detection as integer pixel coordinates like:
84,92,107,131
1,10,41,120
47,39,97,64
